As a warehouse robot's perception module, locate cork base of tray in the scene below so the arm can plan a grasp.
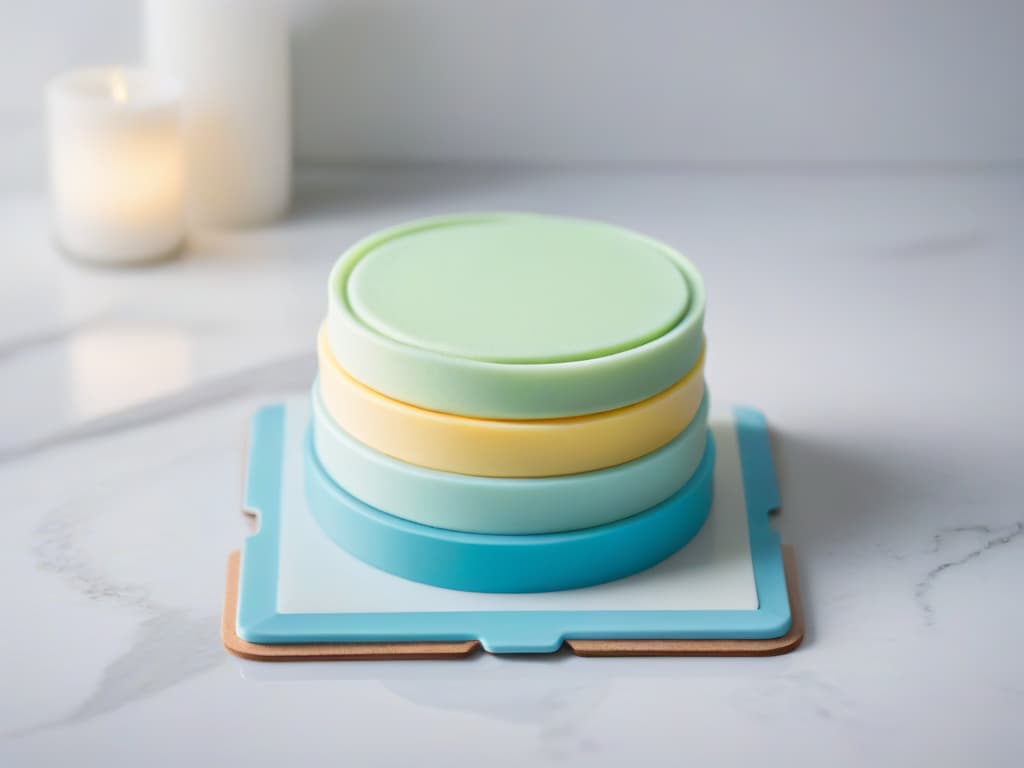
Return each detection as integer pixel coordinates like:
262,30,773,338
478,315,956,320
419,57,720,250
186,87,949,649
221,546,804,661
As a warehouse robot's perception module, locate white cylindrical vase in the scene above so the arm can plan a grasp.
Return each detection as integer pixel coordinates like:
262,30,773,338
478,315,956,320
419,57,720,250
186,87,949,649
144,0,291,227
47,68,185,265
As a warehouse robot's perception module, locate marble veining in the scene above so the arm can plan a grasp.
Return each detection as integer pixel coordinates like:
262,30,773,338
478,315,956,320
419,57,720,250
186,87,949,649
915,522,1024,625
15,487,227,737
0,351,314,464
10,611,222,739
34,505,158,613
0,315,104,363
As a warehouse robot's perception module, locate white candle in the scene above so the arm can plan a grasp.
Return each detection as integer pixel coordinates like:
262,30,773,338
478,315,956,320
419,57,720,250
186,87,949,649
144,0,291,227
47,68,185,265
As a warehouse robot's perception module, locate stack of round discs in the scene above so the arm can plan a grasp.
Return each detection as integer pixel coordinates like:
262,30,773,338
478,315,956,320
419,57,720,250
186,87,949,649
306,212,713,593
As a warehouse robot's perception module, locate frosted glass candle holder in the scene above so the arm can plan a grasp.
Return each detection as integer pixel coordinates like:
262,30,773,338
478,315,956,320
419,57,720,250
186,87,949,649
47,67,185,265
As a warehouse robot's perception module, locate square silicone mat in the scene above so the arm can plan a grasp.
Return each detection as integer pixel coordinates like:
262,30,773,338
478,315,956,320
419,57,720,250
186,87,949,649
233,401,794,654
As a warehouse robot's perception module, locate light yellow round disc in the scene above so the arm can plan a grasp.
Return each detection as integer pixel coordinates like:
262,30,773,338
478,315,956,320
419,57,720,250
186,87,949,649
317,327,706,478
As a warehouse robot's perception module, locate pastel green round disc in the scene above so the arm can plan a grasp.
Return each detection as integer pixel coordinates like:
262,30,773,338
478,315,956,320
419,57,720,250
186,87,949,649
346,215,690,364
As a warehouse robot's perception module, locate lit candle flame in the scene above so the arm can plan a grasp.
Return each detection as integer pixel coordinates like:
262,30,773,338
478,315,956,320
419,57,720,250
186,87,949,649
109,70,128,104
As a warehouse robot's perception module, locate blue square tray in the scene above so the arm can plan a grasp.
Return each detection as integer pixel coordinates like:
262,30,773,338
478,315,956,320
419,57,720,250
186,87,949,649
235,402,791,654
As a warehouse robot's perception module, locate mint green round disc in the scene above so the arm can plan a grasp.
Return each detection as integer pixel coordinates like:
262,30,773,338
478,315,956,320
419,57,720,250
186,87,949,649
346,215,690,364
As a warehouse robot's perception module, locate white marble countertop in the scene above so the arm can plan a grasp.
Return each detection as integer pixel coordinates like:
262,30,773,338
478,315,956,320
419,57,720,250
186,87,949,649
1,168,1021,767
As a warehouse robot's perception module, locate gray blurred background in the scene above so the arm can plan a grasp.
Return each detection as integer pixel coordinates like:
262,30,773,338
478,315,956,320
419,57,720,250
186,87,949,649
4,0,1022,186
